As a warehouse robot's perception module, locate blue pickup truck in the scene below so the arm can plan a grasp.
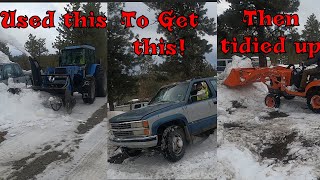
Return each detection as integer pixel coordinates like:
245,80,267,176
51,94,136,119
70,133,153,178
109,77,217,162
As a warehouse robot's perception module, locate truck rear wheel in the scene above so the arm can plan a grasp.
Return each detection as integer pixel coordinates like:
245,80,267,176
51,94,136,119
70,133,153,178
307,91,320,113
82,77,96,104
161,125,186,162
95,66,107,97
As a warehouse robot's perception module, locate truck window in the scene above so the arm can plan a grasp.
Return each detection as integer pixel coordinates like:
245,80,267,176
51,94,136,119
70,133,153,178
210,80,217,91
0,65,3,80
190,81,213,102
134,104,142,109
149,83,189,104
217,61,226,66
13,64,23,77
3,65,14,79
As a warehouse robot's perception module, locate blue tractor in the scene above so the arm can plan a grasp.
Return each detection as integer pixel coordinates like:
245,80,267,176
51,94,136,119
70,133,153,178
28,45,107,114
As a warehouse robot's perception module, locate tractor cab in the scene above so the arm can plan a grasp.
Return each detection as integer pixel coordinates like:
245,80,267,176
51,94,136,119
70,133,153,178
59,45,97,67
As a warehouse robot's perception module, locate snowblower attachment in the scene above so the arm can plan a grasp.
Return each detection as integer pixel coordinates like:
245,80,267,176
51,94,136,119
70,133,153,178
28,57,76,114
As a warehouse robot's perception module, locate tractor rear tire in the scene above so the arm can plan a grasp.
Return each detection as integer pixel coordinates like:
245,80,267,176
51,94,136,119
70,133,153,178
82,77,96,104
307,91,320,113
265,94,280,108
95,66,107,97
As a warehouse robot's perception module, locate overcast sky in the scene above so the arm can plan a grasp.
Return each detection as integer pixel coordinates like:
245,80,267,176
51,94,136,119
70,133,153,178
0,2,216,66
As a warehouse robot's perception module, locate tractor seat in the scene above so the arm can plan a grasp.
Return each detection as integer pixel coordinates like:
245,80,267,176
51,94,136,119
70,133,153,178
290,68,303,88
308,71,320,82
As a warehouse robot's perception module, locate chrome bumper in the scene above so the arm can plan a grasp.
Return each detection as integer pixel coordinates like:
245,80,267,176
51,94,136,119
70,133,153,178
109,135,158,148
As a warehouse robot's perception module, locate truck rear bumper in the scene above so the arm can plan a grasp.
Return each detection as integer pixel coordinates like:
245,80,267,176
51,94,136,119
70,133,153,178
109,135,158,148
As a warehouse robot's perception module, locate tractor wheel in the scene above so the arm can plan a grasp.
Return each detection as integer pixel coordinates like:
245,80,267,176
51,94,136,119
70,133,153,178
283,95,295,100
65,100,72,114
265,94,280,108
64,89,75,114
95,66,107,97
82,77,96,104
307,91,320,113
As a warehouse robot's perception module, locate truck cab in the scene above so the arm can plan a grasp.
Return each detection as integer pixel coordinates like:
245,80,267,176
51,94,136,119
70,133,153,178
0,62,31,85
109,77,217,162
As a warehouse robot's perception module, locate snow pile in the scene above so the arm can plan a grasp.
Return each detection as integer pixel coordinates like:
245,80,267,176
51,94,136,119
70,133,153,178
0,51,12,63
0,83,54,131
7,78,29,89
219,55,253,80
0,82,108,175
218,82,268,118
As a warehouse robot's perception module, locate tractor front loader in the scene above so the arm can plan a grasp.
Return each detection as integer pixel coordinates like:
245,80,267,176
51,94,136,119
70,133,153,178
224,64,320,113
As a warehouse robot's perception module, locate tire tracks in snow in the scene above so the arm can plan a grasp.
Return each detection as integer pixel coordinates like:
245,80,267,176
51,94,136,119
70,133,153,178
61,122,109,180
37,118,109,180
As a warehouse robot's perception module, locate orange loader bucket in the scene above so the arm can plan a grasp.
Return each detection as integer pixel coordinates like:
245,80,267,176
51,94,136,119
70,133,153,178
223,66,292,88
223,69,243,87
224,68,261,87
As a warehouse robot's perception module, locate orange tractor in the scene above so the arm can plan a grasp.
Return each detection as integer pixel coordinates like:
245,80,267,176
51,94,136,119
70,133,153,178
224,64,320,113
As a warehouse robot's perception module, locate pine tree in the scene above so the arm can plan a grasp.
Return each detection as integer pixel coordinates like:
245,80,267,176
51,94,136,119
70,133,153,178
24,34,48,58
52,2,81,51
218,0,300,67
145,2,216,79
53,3,108,67
301,13,320,41
107,2,139,110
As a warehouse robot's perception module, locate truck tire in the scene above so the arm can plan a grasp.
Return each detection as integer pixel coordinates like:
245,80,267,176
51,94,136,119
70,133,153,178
82,77,96,104
307,91,320,113
121,147,142,157
95,66,107,97
161,125,186,162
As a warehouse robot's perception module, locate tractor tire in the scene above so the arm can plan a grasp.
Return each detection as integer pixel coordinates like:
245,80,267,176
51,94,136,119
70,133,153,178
161,125,186,162
283,95,295,100
82,77,96,104
95,66,107,97
64,89,76,114
307,91,320,113
265,94,280,108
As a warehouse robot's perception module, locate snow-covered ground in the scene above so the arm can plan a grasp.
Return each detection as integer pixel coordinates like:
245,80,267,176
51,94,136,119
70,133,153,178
35,111,218,179
217,56,320,179
0,82,108,178
106,131,217,179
